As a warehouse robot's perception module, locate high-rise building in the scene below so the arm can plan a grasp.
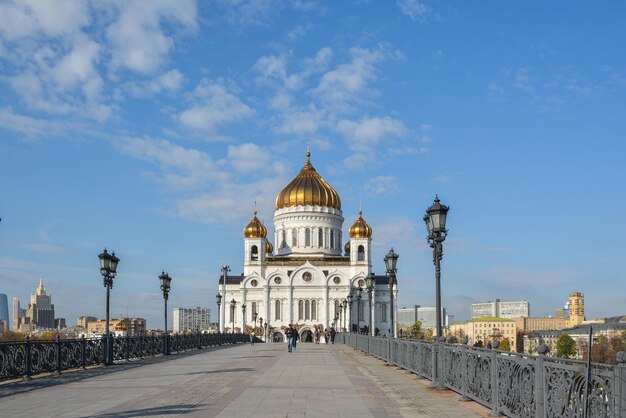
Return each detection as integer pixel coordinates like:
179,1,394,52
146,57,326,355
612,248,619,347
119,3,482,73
77,316,98,328
567,291,585,326
26,278,56,329
12,297,26,330
0,293,9,330
173,307,211,332
396,305,450,330
471,299,529,319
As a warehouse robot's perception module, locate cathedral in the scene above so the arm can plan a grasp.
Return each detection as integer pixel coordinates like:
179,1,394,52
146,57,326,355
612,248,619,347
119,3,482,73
217,150,397,342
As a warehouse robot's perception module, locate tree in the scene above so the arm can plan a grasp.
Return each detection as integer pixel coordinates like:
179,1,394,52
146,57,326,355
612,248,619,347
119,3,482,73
0,331,26,342
409,321,422,339
556,333,576,358
423,329,433,342
499,337,511,351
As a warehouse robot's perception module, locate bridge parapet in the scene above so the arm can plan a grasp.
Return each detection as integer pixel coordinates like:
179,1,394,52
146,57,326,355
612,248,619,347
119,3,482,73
0,333,252,382
338,333,626,418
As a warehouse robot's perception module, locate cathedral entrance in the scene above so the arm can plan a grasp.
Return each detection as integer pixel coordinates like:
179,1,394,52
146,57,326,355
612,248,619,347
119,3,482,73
272,331,284,343
300,329,313,343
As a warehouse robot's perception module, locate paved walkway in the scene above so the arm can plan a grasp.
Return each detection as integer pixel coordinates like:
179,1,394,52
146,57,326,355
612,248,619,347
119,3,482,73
0,342,490,417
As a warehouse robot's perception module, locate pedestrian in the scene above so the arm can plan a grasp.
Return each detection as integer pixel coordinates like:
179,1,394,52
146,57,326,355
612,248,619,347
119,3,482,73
250,330,255,346
330,327,336,344
314,328,320,344
293,328,299,349
324,329,329,344
285,324,294,352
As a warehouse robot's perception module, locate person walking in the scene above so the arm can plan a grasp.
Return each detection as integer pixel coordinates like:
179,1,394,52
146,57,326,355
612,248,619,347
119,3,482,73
330,327,336,344
314,328,320,344
324,329,329,344
285,324,294,352
292,328,299,350
250,330,255,346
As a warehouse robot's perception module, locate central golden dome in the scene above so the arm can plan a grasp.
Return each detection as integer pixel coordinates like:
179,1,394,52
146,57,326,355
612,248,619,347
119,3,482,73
275,152,341,210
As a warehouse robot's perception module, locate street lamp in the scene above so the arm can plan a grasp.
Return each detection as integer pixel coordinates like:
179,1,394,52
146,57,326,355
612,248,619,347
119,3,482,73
230,299,236,334
342,299,347,332
346,294,353,332
365,273,375,336
98,248,119,365
384,248,399,338
220,266,230,332
253,312,258,337
356,287,362,332
338,303,343,331
242,303,247,333
159,271,172,355
215,293,222,333
263,321,268,342
424,195,449,338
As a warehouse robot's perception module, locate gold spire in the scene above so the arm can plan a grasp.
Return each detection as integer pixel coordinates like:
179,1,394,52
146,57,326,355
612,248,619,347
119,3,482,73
349,210,373,238
244,209,267,238
275,150,341,210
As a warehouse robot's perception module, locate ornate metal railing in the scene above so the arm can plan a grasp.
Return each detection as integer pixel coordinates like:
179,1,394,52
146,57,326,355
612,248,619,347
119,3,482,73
337,334,626,418
0,333,252,382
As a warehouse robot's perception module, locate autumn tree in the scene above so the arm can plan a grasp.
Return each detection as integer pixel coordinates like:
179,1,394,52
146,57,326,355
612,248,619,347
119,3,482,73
409,321,422,339
423,329,433,342
499,337,511,351
556,333,576,358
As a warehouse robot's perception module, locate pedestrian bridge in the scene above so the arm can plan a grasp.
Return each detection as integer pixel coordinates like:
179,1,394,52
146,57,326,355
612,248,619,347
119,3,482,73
1,341,489,417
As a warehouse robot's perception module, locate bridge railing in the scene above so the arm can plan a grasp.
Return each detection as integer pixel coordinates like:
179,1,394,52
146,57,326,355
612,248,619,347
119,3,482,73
337,333,626,418
0,333,252,382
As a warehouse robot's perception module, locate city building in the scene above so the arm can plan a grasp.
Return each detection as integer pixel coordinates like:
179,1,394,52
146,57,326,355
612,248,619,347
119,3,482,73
26,279,56,329
396,305,451,330
449,317,518,349
76,316,98,328
87,317,146,337
471,299,529,319
55,318,66,329
217,150,398,341
514,316,567,333
12,297,26,331
0,293,9,330
172,307,211,333
567,291,585,326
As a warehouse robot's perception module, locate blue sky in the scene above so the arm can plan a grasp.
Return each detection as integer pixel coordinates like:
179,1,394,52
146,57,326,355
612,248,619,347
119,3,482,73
1,1,625,329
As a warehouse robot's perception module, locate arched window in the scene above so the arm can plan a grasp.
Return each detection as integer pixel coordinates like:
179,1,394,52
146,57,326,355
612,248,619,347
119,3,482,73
251,245,258,261
358,301,364,321
311,300,317,320
275,300,281,321
338,231,342,250
298,300,303,320
281,229,286,248
305,228,311,246
357,245,365,261
330,230,335,249
334,300,339,319
381,303,387,322
305,300,310,320
252,302,257,319
292,229,298,247
318,228,323,247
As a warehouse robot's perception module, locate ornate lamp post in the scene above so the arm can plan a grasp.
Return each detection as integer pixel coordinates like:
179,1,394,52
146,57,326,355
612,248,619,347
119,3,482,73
342,299,348,332
98,248,119,365
230,299,236,334
215,293,222,333
241,303,247,333
356,287,362,332
220,266,230,332
424,195,449,338
384,248,399,338
253,312,258,337
159,271,172,355
263,321,268,342
346,294,353,332
365,273,375,336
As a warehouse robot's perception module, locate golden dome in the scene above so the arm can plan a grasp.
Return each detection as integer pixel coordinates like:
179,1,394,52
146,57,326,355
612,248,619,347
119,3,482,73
349,211,373,238
115,321,127,331
244,210,267,238
344,241,350,255
275,151,341,210
266,240,273,255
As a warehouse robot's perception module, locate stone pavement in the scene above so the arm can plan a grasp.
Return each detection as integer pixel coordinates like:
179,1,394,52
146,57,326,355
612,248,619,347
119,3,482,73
0,342,490,417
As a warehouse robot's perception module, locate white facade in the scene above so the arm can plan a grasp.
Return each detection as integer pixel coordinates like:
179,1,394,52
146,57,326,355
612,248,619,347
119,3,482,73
471,299,529,319
173,307,212,332
218,152,397,340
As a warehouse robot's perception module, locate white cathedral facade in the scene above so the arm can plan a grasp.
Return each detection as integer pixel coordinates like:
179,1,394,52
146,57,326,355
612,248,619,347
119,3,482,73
218,151,397,341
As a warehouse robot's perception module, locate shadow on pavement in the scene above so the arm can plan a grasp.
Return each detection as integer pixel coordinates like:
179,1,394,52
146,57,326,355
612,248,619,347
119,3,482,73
78,403,201,417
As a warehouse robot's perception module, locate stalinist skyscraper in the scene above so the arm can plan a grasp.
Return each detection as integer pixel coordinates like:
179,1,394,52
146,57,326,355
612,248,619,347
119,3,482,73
27,278,56,329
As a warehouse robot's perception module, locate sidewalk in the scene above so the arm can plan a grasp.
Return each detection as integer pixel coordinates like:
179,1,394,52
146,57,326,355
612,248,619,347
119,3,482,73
0,342,490,417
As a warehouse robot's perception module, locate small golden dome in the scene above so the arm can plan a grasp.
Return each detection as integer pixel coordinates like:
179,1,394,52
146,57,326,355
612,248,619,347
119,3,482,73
266,240,273,255
275,151,341,210
349,211,373,238
244,211,267,238
344,241,350,255
115,321,127,331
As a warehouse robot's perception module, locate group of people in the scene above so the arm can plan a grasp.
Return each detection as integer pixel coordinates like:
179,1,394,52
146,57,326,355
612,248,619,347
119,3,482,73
284,325,336,352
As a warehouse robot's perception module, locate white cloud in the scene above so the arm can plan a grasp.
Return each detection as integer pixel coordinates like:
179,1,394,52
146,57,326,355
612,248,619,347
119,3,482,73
125,69,185,97
0,0,90,40
336,116,406,150
397,0,430,21
106,0,197,74
178,79,254,134
225,142,273,173
365,175,398,196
